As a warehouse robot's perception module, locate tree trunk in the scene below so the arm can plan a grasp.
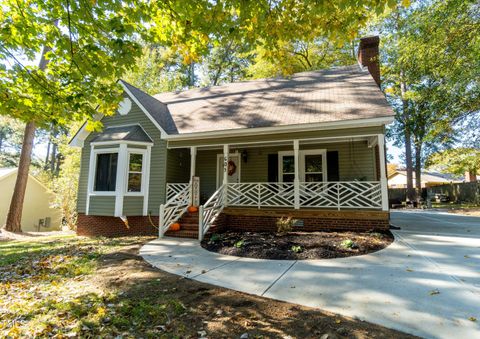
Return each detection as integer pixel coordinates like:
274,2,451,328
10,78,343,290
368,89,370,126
400,79,415,202
4,122,36,232
4,42,51,232
414,143,422,205
44,137,51,170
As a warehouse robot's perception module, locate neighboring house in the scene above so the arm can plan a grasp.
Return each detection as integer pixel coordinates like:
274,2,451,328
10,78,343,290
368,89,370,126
0,168,62,232
70,36,395,239
388,170,463,189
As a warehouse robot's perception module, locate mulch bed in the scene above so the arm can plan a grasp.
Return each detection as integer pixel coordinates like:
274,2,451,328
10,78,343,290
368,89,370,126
201,231,394,260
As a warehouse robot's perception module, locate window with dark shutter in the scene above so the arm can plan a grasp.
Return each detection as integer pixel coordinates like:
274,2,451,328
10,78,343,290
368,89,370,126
268,154,278,182
94,153,118,191
327,151,339,181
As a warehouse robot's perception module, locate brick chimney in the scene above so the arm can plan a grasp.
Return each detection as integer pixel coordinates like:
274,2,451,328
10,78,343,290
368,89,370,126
358,36,381,87
465,170,477,182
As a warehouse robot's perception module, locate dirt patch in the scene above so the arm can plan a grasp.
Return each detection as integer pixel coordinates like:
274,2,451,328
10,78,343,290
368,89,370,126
201,231,394,260
94,243,415,338
444,208,480,217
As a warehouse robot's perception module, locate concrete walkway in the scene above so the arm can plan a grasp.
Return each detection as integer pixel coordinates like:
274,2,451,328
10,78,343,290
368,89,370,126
140,211,480,339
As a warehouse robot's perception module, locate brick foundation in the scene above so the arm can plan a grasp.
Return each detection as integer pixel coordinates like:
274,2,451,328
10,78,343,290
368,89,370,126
219,208,390,233
77,214,158,237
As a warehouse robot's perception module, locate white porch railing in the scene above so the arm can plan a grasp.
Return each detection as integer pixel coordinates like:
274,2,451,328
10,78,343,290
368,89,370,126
198,184,226,241
227,183,295,207
226,181,382,210
299,181,382,209
159,183,191,237
166,183,190,202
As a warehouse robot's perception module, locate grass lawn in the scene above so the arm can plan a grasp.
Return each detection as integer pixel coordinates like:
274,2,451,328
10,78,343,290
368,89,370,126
0,236,417,338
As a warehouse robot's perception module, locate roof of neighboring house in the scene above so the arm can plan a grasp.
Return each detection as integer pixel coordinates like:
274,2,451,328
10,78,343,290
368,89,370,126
0,168,16,180
388,170,463,183
90,125,153,143
120,64,394,135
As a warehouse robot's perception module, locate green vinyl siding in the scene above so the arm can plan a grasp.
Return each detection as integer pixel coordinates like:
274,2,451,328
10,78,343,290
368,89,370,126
195,141,376,199
166,148,190,183
123,196,144,215
76,97,167,217
89,196,115,215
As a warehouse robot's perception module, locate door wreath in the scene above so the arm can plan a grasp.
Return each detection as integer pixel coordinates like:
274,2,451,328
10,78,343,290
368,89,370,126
227,160,237,176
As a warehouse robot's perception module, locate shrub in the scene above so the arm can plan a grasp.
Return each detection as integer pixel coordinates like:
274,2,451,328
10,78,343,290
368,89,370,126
234,239,245,248
276,216,297,234
340,239,358,249
208,233,221,244
291,245,303,253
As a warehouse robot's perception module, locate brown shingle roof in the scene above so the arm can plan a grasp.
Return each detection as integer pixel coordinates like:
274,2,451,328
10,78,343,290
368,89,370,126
124,65,394,135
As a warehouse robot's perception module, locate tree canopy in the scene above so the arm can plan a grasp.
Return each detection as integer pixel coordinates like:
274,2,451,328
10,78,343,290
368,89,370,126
0,0,397,129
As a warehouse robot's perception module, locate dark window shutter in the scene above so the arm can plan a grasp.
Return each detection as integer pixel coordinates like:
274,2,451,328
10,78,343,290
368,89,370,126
327,151,339,181
268,154,278,182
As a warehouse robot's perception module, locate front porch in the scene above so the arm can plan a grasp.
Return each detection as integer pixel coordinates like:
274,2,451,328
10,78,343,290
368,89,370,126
160,133,390,240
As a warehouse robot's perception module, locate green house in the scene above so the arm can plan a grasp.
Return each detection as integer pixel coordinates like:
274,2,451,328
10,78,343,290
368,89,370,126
70,36,394,240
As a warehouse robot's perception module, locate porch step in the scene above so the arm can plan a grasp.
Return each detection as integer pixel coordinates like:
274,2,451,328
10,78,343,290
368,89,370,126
164,230,198,239
164,211,199,239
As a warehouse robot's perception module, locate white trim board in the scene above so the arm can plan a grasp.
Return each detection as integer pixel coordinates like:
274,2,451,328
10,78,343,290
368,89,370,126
164,116,393,141
278,149,328,182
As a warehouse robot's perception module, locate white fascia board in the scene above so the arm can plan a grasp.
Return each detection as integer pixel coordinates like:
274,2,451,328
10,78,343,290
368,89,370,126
91,140,154,147
68,113,104,148
163,116,395,141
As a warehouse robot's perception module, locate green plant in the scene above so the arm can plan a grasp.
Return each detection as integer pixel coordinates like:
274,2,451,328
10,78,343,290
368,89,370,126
234,240,245,248
340,239,357,249
208,234,221,244
276,216,297,234
290,245,303,253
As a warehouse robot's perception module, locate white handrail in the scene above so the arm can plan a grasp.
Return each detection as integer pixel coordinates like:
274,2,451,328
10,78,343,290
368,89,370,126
198,184,226,241
159,183,191,237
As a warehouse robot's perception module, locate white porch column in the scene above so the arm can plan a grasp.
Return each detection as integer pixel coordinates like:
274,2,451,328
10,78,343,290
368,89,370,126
114,144,128,217
223,144,229,205
190,146,197,180
293,140,300,209
377,134,389,211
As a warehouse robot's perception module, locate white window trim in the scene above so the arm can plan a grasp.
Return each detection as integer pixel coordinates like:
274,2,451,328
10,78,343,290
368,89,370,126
278,149,328,182
86,144,152,216
125,149,148,196
89,147,120,195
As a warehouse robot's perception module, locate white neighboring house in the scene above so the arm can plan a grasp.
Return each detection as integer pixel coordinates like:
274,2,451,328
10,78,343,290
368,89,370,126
0,168,62,232
388,170,463,189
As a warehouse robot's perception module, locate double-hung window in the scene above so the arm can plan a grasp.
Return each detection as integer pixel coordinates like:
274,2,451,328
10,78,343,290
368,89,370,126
127,152,144,193
94,152,118,192
278,150,327,182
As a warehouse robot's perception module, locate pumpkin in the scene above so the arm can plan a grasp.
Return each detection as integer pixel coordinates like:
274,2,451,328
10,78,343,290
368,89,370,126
187,206,198,213
169,223,181,231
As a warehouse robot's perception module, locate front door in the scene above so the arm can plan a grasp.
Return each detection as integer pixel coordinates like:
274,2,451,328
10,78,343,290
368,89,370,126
217,154,241,187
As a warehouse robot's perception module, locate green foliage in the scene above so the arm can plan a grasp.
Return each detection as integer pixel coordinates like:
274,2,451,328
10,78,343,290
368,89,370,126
0,116,24,167
234,239,245,248
208,233,221,244
276,216,297,234
290,245,303,253
378,0,480,174
427,148,480,175
340,239,357,249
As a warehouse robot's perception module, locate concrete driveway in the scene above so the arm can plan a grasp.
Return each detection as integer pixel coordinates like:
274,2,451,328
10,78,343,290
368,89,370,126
140,211,480,338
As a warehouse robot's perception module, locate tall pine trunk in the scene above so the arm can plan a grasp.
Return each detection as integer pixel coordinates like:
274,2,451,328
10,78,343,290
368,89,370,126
4,44,50,232
400,78,415,202
414,143,422,204
4,122,35,232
